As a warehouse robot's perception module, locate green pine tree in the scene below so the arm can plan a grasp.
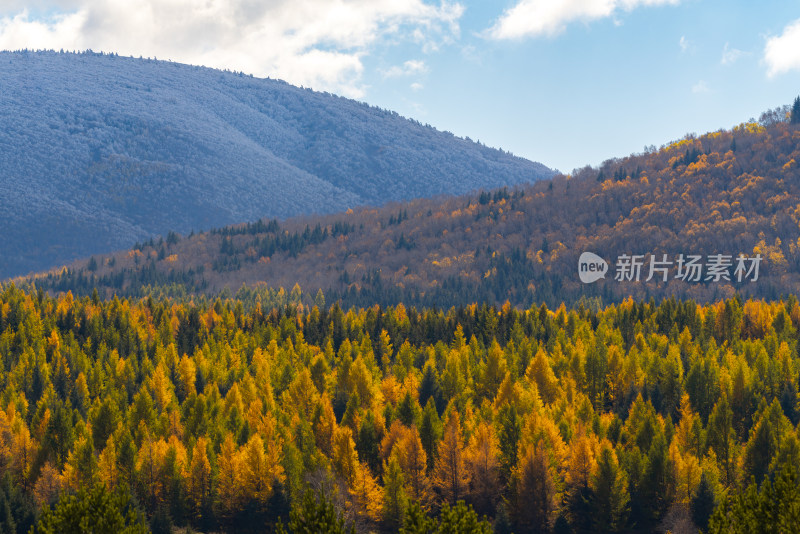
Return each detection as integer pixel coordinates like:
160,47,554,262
591,447,630,532
691,473,716,532
791,96,800,124
279,489,354,534
36,484,148,534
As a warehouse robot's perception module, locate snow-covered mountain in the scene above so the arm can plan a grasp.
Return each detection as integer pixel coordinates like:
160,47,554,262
0,50,553,278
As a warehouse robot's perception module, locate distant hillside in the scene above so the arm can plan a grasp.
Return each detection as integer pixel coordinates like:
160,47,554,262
25,106,800,307
0,50,553,278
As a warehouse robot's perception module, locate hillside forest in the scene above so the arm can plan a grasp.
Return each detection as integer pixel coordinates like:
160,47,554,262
28,102,800,309
0,285,799,532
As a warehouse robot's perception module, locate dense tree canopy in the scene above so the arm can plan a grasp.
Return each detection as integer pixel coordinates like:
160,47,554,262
0,285,795,531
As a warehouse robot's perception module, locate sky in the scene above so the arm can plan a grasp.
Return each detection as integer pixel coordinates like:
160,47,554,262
2,1,800,173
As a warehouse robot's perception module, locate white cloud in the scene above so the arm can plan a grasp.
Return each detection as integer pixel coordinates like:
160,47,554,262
0,0,464,98
692,80,710,94
410,81,423,91
679,35,689,52
485,0,679,40
764,19,800,77
383,59,427,78
721,42,745,65
0,10,87,51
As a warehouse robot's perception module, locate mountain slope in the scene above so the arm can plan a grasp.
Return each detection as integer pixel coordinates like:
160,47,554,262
27,109,800,307
0,50,553,278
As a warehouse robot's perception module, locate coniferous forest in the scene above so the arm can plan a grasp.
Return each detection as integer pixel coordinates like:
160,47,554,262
1,284,799,532
29,106,800,310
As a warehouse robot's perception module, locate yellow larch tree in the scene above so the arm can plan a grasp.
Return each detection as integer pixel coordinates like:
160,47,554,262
11,423,37,492
394,425,430,506
216,434,243,517
98,434,119,490
176,353,197,400
526,349,559,404
349,460,383,524
332,426,359,484
188,436,212,517
432,409,468,506
465,420,501,516
33,461,62,508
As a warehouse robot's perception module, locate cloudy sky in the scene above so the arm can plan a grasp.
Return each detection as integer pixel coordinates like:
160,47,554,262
2,0,800,172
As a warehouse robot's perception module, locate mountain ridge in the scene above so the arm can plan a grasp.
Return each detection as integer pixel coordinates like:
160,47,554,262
0,50,553,278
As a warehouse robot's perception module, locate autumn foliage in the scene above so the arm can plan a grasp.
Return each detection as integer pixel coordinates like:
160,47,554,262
26,109,800,310
0,285,795,531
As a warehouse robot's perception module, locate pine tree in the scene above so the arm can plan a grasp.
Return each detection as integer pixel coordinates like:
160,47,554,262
743,399,789,484
419,399,442,472
707,395,735,485
498,403,522,479
383,455,409,529
590,446,629,532
400,501,437,533
690,473,715,532
356,410,381,475
791,96,800,124
438,501,493,533
280,489,354,534
708,463,800,533
37,484,148,534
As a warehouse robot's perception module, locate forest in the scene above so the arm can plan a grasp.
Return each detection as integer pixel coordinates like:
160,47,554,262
27,102,800,309
0,284,799,532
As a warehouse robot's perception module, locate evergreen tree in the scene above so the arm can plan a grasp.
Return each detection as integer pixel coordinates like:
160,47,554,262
691,473,715,532
590,446,629,533
383,455,409,530
401,500,491,534
439,501,493,533
420,399,442,471
279,489,354,534
708,464,800,533
743,399,789,484
791,96,800,124
400,501,437,534
356,411,381,475
37,484,148,534
498,403,522,479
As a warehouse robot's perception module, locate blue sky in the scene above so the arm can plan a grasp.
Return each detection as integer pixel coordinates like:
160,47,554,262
2,1,800,172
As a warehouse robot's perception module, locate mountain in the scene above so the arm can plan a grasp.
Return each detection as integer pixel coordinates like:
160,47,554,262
25,106,800,307
0,50,553,279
